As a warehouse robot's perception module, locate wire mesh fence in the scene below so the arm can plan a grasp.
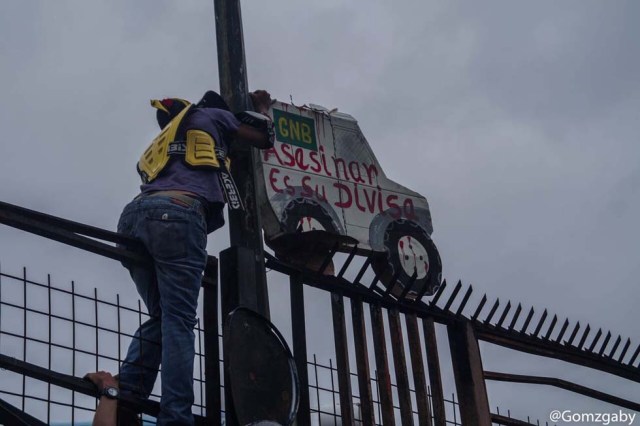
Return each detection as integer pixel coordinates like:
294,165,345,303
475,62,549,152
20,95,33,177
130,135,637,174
0,265,208,424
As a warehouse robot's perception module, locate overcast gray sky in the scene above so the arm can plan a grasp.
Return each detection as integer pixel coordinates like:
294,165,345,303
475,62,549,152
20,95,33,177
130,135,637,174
1,1,638,423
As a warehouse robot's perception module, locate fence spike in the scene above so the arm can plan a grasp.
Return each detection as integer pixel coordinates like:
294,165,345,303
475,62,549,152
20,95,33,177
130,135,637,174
413,274,436,301
353,254,373,285
588,328,603,353
337,244,359,278
533,309,548,337
319,241,340,275
598,331,612,356
496,301,512,329
628,343,640,366
455,285,473,317
520,307,535,334
508,303,522,331
543,315,558,340
608,335,622,359
471,294,487,321
429,279,447,306
555,319,570,344
566,322,581,346
618,338,631,362
443,280,463,312
577,324,591,350
383,268,403,298
398,270,418,300
484,299,500,324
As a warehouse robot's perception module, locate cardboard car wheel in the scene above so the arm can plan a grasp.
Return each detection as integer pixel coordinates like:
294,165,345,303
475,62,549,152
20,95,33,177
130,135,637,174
372,219,442,299
282,198,338,234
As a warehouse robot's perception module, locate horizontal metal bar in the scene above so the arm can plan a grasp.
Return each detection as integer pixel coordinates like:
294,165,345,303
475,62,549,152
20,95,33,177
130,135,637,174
0,205,150,265
491,413,538,426
0,354,158,416
0,397,47,425
485,371,640,411
0,200,139,246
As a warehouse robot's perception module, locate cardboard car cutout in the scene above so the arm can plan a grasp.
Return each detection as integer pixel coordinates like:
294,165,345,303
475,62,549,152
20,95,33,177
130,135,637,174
258,101,442,298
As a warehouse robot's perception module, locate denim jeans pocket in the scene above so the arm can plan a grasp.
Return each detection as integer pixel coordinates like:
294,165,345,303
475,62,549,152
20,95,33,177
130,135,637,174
146,216,188,260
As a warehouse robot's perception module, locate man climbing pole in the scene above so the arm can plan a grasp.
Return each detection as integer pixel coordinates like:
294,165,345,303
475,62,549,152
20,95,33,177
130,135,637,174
87,89,274,425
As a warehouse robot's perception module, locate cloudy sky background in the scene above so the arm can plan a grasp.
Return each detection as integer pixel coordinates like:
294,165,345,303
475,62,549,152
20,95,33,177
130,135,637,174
1,0,638,423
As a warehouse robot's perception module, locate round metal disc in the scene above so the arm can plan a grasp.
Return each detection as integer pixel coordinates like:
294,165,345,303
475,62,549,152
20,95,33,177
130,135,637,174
224,308,299,426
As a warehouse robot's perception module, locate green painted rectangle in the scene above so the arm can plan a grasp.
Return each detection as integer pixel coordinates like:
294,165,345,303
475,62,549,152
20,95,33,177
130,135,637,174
273,109,317,151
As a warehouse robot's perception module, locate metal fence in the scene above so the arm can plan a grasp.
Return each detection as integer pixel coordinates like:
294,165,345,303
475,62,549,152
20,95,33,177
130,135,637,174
0,265,209,424
1,200,637,426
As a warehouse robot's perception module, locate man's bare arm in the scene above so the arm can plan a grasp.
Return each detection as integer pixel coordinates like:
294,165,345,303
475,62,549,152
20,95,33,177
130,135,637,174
84,371,119,426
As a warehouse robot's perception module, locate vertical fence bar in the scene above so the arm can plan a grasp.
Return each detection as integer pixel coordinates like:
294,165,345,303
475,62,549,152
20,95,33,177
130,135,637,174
370,304,395,425
351,297,375,426
202,256,221,426
331,292,354,424
290,273,311,426
313,354,321,424
405,313,432,425
21,268,27,412
94,288,99,373
47,275,52,424
71,280,76,424
387,309,414,425
422,317,446,426
447,320,491,425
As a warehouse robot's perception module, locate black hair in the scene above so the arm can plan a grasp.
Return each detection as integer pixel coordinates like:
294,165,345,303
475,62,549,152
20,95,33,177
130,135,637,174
196,90,230,111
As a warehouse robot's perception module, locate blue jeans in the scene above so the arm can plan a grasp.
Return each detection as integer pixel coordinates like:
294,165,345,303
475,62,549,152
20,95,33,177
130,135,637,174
117,195,208,425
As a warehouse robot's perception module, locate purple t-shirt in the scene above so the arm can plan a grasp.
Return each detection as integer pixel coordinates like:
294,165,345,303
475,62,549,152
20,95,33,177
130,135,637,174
141,107,240,232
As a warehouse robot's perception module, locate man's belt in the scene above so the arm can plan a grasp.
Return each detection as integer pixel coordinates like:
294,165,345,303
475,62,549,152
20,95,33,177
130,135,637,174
141,190,207,217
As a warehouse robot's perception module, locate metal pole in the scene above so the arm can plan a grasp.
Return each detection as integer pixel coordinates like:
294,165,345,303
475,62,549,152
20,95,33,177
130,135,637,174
214,0,270,318
290,273,311,425
202,256,221,426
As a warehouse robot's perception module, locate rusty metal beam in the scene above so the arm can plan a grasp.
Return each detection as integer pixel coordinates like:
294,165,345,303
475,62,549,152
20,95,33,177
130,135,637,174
388,309,414,425
331,292,354,424
370,304,395,426
405,313,432,425
447,321,491,426
422,317,446,426
351,297,375,426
